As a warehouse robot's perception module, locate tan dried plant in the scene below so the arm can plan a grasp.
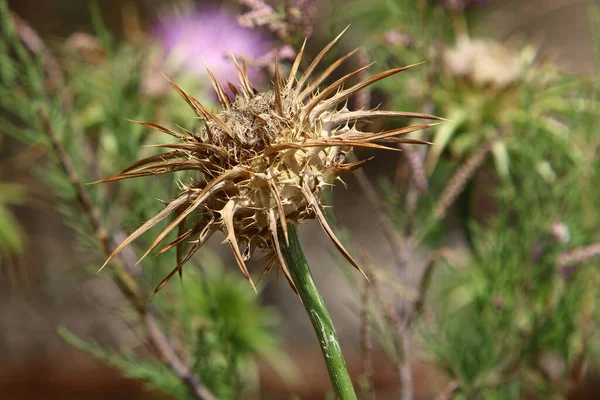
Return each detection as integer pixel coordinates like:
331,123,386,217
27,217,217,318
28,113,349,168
98,29,442,294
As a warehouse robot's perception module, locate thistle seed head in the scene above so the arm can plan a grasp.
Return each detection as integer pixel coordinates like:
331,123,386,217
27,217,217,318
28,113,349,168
444,36,525,87
99,29,442,294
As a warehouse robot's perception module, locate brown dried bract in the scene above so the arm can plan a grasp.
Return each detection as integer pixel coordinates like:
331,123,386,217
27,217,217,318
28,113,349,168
98,29,442,294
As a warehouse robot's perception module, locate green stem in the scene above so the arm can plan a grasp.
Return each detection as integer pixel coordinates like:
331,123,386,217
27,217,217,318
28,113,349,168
279,225,357,400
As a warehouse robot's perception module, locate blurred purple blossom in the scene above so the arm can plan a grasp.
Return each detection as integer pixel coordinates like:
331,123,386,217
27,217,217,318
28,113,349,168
153,10,272,93
237,0,317,39
237,0,287,38
294,0,318,37
383,30,412,47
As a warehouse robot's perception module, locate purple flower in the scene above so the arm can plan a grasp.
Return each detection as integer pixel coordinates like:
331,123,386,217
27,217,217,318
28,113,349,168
155,11,271,93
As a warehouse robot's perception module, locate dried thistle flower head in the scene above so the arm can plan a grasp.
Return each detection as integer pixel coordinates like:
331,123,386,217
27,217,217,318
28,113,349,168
99,29,442,294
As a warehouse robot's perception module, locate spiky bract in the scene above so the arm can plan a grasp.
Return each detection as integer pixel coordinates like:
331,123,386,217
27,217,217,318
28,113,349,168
99,30,442,293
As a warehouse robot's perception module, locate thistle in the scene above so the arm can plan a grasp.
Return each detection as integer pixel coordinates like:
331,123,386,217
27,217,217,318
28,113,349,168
99,29,440,293
98,29,441,399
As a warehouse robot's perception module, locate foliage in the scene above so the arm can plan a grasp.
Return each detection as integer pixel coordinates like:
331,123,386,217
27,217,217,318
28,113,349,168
62,254,284,399
0,177,27,257
335,1,600,398
60,327,192,399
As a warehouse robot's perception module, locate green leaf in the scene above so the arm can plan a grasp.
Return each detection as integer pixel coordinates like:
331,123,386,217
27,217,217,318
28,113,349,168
426,108,467,175
491,140,510,181
0,205,25,254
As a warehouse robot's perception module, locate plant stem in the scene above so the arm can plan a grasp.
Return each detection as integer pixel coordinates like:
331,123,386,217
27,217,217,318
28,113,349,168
279,225,357,400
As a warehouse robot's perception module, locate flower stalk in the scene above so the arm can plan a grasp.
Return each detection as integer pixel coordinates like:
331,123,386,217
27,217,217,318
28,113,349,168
279,225,357,400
